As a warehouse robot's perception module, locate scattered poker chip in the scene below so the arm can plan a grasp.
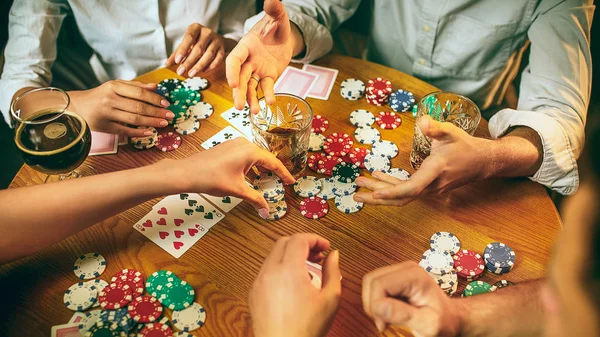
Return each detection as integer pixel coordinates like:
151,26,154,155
311,115,329,133
463,281,494,297
146,270,178,298
389,89,415,112
421,249,454,275
335,193,363,214
354,126,381,144
293,176,322,197
139,322,173,337
332,162,360,183
266,200,287,220
453,250,485,279
159,280,195,310
299,196,329,219
493,280,515,289
111,269,145,298
189,102,214,120
159,78,182,93
348,147,370,169
174,116,200,135
84,321,125,337
156,132,182,152
317,155,344,176
128,295,163,323
385,168,411,181
323,133,353,157
371,140,399,159
253,172,284,199
430,232,461,255
78,310,102,335
87,279,109,307
64,282,98,311
340,78,365,100
98,283,133,310
307,153,324,172
308,133,326,151
375,111,402,129
332,180,358,196
484,242,516,270
172,302,206,332
73,253,107,280
349,109,375,127
316,178,337,200
182,77,209,91
363,153,391,173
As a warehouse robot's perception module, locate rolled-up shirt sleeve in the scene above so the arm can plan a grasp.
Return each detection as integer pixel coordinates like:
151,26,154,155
0,0,68,125
489,0,594,195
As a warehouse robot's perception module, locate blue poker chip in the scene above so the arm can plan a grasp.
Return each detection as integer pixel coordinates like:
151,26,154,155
159,78,182,93
389,89,415,112
484,242,515,269
154,85,171,101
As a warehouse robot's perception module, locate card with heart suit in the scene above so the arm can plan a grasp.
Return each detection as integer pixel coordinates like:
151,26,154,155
201,126,248,150
221,105,253,138
302,64,339,100
68,312,86,324
51,323,80,337
89,131,118,156
273,66,318,99
201,194,243,213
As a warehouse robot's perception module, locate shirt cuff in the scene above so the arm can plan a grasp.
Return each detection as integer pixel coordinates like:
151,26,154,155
0,79,44,126
489,108,579,195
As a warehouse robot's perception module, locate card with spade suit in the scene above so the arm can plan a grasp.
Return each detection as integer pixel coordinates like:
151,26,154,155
201,126,248,150
221,105,253,138
201,194,243,213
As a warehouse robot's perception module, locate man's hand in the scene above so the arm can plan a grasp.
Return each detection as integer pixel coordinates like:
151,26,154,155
166,23,226,77
68,80,173,137
354,116,494,206
362,261,461,335
249,233,341,337
226,0,296,114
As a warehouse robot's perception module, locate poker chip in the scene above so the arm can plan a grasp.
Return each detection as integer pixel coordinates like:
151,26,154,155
154,86,170,101
139,322,172,337
266,200,287,220
323,133,353,157
84,321,125,337
311,115,329,133
340,78,365,100
463,281,494,297
146,270,178,298
389,89,415,112
349,109,376,127
78,310,102,335
64,282,98,311
453,250,485,279
348,147,370,169
354,126,381,144
484,242,515,271
299,196,329,219
172,302,206,332
335,193,363,214
159,78,182,93
87,279,109,307
253,172,284,199
366,77,392,105
170,87,201,106
128,296,163,323
430,232,461,255
412,104,419,117
332,180,358,196
316,178,337,200
420,249,454,275
385,168,411,180
111,269,145,298
493,280,515,289
130,127,158,150
317,155,344,176
182,77,209,91
156,132,182,152
189,102,214,120
363,153,391,173
265,189,285,203
98,283,133,310
293,176,322,197
375,111,402,129
74,253,107,280
307,153,324,172
101,308,133,332
159,280,195,310
371,140,398,159
308,133,326,151
332,162,360,183
174,116,200,135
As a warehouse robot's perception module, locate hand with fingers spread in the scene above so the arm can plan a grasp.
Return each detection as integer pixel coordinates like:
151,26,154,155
249,233,342,337
354,115,494,206
362,261,461,336
166,23,226,77
68,80,173,137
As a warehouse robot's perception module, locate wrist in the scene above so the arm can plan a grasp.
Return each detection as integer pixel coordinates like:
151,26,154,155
290,21,306,58
143,159,189,196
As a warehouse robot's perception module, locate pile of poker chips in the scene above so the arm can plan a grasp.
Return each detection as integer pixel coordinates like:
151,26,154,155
253,172,288,221
389,89,416,112
339,76,416,113
419,242,459,297
130,127,159,150
340,78,366,100
484,242,516,275
366,77,392,106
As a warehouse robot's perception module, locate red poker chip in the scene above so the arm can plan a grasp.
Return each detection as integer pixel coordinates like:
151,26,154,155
311,115,329,134
299,196,329,219
139,322,173,337
323,133,353,157
308,153,324,172
317,155,343,176
98,283,133,310
111,269,145,297
341,153,353,164
366,77,392,95
156,131,182,152
128,295,163,323
453,250,485,279
375,111,402,129
348,147,370,168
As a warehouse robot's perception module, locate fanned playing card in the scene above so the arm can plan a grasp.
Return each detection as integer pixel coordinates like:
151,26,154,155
89,131,118,156
51,323,80,337
201,126,248,150
201,194,243,213
302,64,339,100
221,105,253,138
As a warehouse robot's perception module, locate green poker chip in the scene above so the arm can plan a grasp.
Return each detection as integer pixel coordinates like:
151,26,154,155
332,162,360,183
170,87,201,106
159,280,195,310
463,281,494,297
146,270,179,298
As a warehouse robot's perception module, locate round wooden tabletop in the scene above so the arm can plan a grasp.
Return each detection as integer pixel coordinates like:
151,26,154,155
2,54,561,337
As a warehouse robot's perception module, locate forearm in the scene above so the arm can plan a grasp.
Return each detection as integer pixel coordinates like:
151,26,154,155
457,280,545,337
290,22,306,58
487,126,543,178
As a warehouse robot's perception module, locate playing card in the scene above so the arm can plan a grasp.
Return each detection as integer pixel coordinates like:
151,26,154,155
302,64,339,100
201,194,243,213
51,323,80,337
118,134,128,146
68,312,86,324
273,67,319,99
89,131,118,156
201,126,248,150
306,261,323,289
221,105,252,138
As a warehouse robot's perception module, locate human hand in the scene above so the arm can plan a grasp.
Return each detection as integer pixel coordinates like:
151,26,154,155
249,233,341,337
226,0,295,114
362,261,461,335
166,23,226,77
68,80,172,137
354,115,493,206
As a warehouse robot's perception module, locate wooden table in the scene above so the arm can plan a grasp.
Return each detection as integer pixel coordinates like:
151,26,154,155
1,55,561,337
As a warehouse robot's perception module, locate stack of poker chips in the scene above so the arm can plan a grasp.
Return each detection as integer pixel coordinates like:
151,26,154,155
419,232,462,296
340,78,366,100
483,242,516,275
463,280,495,297
453,249,485,281
253,172,287,220
365,77,392,106
389,89,416,112
130,126,158,150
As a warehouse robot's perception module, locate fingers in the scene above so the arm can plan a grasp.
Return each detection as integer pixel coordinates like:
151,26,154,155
232,63,253,110
171,23,201,67
190,39,222,76
236,183,269,217
282,234,331,266
260,77,276,105
321,250,342,300
262,236,290,268
110,109,169,128
353,191,413,207
370,297,418,331
373,157,444,200
112,82,171,110
418,115,460,141
180,29,215,77
225,44,249,88
264,0,286,19
253,149,295,185
371,171,403,185
355,176,393,191
205,45,225,73
247,77,260,114
110,123,150,138
112,96,172,121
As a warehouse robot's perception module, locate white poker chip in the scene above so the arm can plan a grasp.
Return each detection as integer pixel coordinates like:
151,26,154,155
333,180,358,196
266,200,288,220
349,109,375,127
308,133,326,151
87,279,109,308
354,126,381,144
189,102,214,120
420,248,454,275
183,77,209,90
372,140,399,158
293,176,322,197
316,178,337,200
385,168,411,181
335,193,363,214
340,78,365,100
172,302,206,332
363,153,391,173
430,232,461,255
78,309,102,335
253,172,284,199
64,282,98,311
73,253,107,280
174,116,200,135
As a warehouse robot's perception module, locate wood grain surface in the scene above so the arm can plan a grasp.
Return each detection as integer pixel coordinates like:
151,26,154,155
1,55,561,337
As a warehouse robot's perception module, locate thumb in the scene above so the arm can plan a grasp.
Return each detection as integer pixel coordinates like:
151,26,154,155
321,250,342,301
264,0,286,19
239,184,270,219
372,297,418,327
418,115,456,141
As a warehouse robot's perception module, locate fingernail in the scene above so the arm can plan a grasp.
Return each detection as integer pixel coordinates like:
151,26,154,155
175,54,183,64
188,69,197,77
375,302,391,319
353,195,364,202
355,180,364,187
144,131,153,136
375,318,386,332
258,208,269,219
161,99,170,107
165,112,175,119
177,66,185,76
159,120,168,126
